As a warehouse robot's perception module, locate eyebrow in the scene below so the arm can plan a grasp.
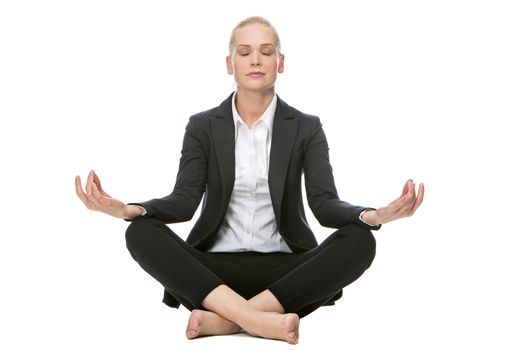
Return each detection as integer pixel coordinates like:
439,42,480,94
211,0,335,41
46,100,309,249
236,43,275,49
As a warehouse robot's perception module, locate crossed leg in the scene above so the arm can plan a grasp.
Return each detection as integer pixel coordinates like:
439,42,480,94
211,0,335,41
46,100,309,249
126,218,375,345
186,286,299,344
125,218,301,343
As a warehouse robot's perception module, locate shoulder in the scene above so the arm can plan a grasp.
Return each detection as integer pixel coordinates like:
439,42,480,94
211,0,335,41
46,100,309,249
191,103,223,119
278,97,323,135
279,96,320,121
186,94,233,128
186,106,217,130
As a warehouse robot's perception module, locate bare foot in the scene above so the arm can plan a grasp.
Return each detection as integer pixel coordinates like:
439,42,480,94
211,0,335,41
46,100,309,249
244,312,300,345
186,310,241,339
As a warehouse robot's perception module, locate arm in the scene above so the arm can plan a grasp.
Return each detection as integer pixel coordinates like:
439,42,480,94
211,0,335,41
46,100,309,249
75,117,208,223
127,116,208,223
303,117,378,229
303,117,424,228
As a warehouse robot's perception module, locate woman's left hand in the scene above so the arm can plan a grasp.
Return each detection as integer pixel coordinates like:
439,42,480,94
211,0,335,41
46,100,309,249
362,179,425,226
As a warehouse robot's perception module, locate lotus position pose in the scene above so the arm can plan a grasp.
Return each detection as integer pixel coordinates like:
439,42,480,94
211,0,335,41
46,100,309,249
75,16,424,345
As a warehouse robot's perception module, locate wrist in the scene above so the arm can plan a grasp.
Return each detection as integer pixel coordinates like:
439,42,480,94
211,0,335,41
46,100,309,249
123,205,145,220
360,210,381,226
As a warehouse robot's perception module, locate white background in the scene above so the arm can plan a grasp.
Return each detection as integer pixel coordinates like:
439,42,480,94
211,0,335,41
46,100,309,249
1,0,524,349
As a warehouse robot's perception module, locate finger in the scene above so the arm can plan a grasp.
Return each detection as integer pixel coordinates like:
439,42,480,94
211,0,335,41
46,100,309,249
94,172,110,197
401,179,412,197
86,171,106,210
93,172,104,198
91,183,118,213
408,183,425,216
402,182,418,215
85,170,95,197
392,186,418,217
388,179,412,206
91,178,104,201
93,172,103,192
93,171,101,187
409,182,416,202
76,176,100,210
75,176,89,205
419,182,425,203
387,194,413,214
88,181,107,209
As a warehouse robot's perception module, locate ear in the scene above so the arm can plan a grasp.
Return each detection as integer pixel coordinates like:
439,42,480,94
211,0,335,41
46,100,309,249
226,55,234,75
278,53,285,73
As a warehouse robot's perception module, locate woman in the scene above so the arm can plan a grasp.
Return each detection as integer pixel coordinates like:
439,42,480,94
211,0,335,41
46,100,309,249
75,16,424,345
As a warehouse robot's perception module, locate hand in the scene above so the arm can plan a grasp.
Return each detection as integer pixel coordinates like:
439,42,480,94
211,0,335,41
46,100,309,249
363,179,425,225
75,170,129,218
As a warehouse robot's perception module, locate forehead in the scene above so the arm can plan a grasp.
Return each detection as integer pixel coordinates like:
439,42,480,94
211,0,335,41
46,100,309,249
233,23,277,47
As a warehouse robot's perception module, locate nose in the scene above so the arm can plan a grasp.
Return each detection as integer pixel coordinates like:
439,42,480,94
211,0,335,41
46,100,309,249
250,52,261,67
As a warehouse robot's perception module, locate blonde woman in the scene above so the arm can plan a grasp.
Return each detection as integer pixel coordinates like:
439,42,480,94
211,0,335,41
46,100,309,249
76,16,424,345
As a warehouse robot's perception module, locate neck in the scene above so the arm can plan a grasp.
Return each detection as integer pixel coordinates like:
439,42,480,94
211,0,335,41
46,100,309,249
234,88,275,128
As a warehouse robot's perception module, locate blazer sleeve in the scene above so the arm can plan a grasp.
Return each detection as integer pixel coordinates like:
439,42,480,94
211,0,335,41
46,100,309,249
128,116,207,223
303,116,380,230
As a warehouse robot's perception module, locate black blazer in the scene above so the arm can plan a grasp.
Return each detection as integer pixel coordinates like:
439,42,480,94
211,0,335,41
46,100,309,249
134,92,378,253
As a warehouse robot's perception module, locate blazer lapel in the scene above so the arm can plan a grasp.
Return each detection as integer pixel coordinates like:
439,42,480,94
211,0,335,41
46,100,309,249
211,93,236,211
269,96,298,224
211,93,298,225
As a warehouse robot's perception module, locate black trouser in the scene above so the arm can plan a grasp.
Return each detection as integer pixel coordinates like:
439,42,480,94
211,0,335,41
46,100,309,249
125,217,376,318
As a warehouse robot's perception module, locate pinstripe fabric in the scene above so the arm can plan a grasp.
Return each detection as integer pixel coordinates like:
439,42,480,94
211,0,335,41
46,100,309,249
133,92,378,254
129,93,382,309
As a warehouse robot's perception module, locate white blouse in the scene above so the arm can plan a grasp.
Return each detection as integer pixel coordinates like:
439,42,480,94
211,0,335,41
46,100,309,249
208,92,292,253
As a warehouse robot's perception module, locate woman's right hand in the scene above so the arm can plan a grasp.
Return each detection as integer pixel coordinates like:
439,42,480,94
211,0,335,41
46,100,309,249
75,170,142,219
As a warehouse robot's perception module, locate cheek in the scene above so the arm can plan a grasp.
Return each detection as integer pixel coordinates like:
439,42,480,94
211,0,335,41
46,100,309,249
270,58,280,70
232,59,245,73
260,59,275,71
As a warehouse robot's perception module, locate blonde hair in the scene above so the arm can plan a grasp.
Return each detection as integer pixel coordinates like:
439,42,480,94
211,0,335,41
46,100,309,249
228,16,281,56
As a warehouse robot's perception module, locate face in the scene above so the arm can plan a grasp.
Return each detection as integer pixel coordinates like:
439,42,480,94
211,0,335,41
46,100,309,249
226,23,285,94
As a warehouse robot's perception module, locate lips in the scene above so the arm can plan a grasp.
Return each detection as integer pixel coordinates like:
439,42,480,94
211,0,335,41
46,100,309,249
247,71,265,78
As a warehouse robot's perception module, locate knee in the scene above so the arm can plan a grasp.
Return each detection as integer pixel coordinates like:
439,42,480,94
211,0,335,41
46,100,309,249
337,224,376,267
336,224,376,246
125,216,159,248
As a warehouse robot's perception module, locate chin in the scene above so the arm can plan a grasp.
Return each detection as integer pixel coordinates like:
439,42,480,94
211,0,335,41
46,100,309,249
238,81,276,92
239,86,275,94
